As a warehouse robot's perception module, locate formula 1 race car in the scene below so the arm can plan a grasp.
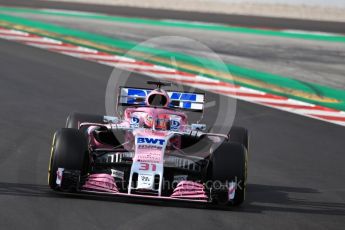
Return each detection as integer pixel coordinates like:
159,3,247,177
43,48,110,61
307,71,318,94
48,81,248,206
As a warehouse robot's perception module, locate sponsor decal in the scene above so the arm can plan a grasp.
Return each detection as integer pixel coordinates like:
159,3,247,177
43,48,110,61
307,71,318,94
127,89,150,105
228,181,236,200
137,174,154,189
170,118,181,131
56,168,64,186
138,145,162,150
136,155,161,163
126,88,200,109
111,169,124,180
137,137,165,145
130,116,140,128
136,137,165,162
191,123,206,131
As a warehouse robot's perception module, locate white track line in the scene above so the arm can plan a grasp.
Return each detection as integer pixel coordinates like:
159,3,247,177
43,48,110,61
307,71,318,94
28,43,99,53
59,52,137,62
0,29,28,35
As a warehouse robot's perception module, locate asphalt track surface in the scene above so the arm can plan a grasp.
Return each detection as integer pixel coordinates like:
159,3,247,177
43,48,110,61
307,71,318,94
1,36,345,229
1,0,345,33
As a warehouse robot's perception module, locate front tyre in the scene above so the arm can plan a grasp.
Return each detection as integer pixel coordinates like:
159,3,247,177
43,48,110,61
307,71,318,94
211,142,247,206
48,128,89,191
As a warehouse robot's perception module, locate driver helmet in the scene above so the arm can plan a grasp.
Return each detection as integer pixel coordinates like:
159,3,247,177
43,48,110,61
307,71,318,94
143,113,170,130
155,114,170,130
143,114,153,128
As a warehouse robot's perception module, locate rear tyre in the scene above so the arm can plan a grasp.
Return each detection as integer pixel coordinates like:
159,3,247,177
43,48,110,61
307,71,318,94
48,128,89,191
229,126,249,150
211,142,247,206
66,112,105,129
66,112,125,147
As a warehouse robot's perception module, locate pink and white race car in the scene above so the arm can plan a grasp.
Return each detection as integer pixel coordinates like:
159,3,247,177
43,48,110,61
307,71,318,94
48,81,248,206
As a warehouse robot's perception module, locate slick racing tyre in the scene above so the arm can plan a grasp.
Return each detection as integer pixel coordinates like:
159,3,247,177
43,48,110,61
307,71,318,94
66,112,125,147
229,126,249,150
210,142,247,206
66,113,105,129
48,128,89,191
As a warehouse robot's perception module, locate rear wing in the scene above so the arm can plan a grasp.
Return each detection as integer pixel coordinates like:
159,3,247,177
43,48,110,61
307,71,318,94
118,87,205,112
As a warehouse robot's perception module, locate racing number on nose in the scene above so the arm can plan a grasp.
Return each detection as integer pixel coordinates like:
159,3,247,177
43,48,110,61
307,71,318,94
139,162,157,171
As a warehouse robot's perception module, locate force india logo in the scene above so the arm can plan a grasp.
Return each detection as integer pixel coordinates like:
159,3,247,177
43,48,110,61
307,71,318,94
137,137,165,145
